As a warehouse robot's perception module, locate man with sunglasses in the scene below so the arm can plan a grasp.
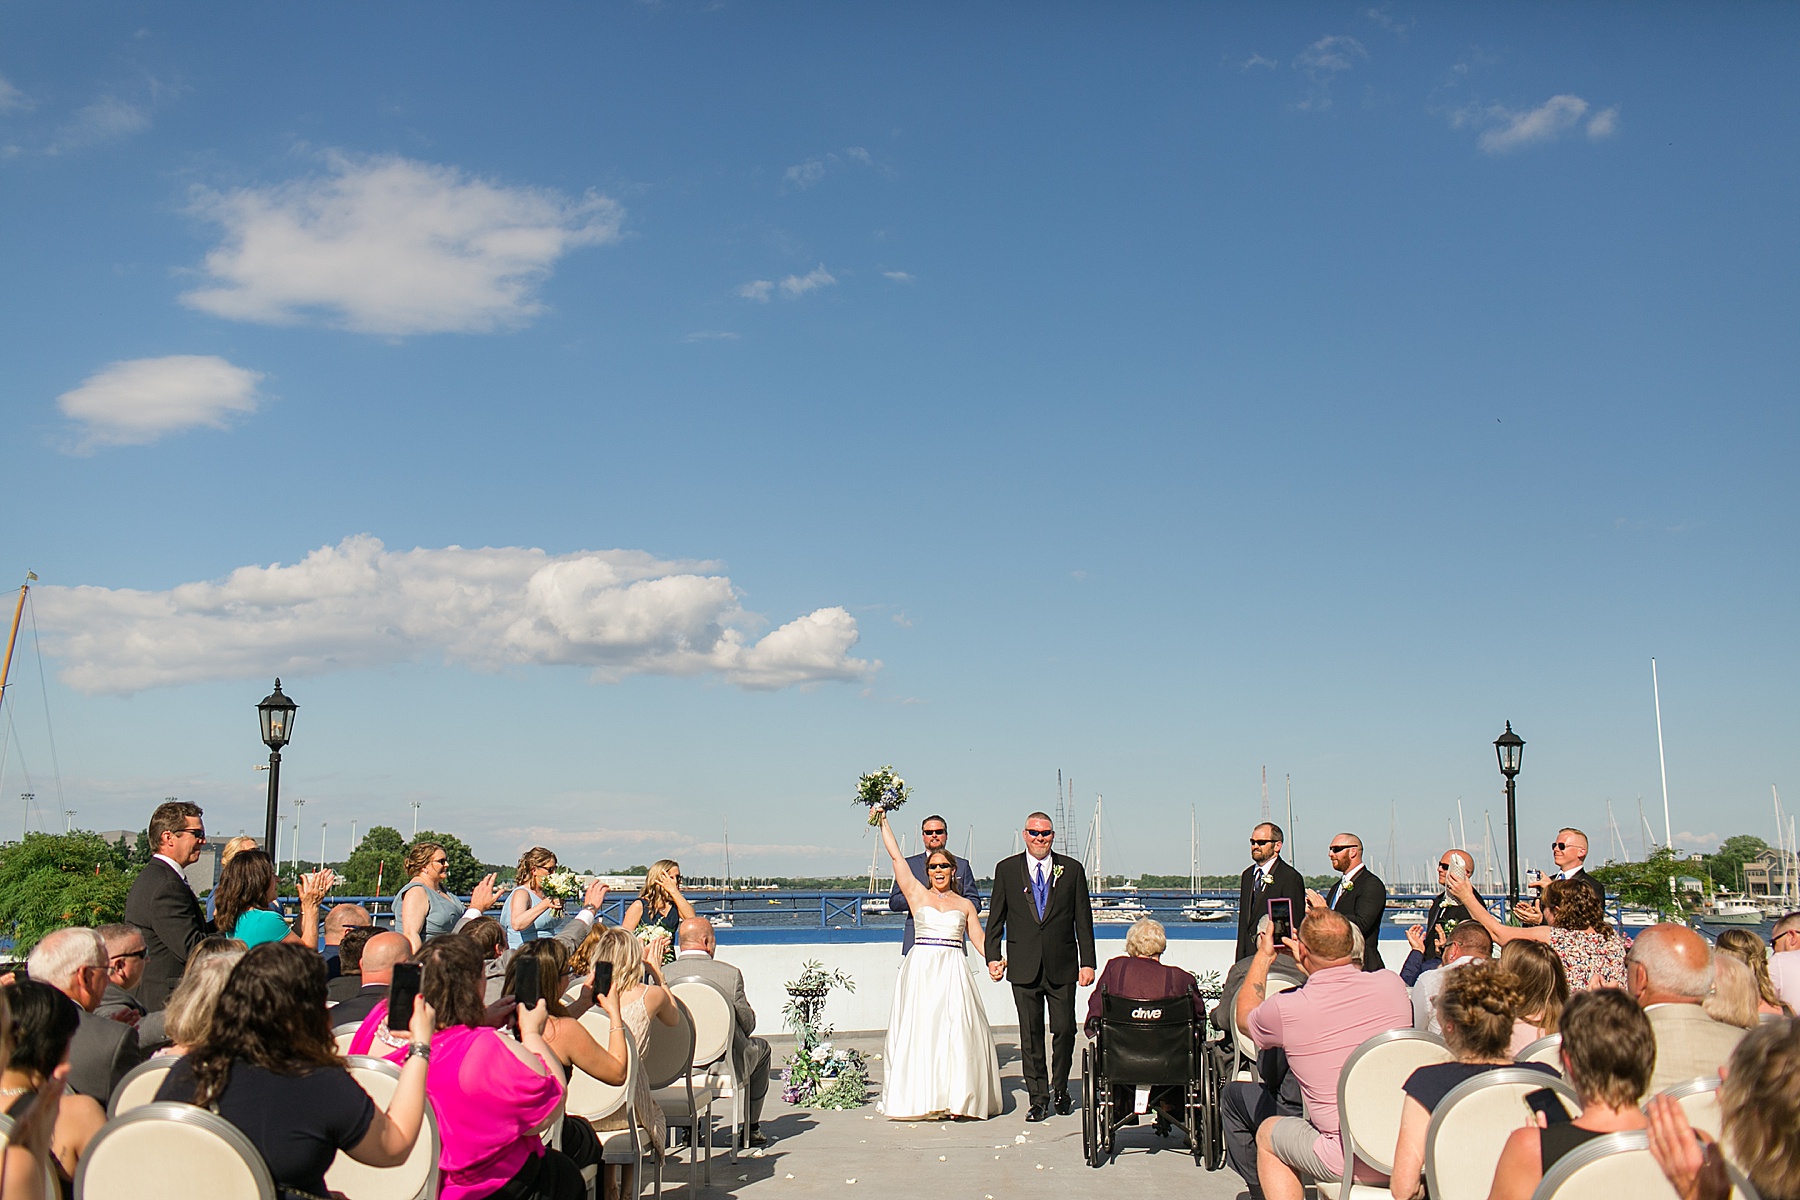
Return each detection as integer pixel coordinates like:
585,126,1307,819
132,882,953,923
1513,828,1605,926
122,800,214,1011
985,812,1095,1122
1399,849,1484,985
1305,833,1388,971
888,815,980,953
1235,823,1308,963
1769,912,1800,1010
93,923,149,1027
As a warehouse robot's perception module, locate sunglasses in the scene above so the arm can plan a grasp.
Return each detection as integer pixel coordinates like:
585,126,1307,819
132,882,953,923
1328,845,1357,854
922,829,948,837
1024,830,1054,839
173,828,207,841
1249,838,1276,846
927,864,954,872
1552,842,1577,851
1438,862,1456,870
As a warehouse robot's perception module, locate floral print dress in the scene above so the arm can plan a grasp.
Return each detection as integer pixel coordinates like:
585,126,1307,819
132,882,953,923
1548,927,1630,990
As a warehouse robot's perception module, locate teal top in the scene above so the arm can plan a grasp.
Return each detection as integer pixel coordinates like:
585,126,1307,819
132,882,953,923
231,907,291,949
397,880,466,942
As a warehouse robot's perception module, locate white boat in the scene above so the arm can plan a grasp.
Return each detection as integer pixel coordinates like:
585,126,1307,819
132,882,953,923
1184,899,1231,923
1701,896,1765,925
1092,900,1153,924
1619,908,1658,927
1389,912,1427,926
861,897,891,915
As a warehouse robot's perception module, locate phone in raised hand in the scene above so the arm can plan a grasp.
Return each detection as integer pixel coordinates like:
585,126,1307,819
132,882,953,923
1268,897,1294,945
388,961,422,1035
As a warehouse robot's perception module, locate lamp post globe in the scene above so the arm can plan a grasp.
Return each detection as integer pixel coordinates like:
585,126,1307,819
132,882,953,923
257,679,298,856
1494,721,1525,906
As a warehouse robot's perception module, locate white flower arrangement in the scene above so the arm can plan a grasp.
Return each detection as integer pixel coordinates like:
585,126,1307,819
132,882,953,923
540,869,584,901
852,766,911,827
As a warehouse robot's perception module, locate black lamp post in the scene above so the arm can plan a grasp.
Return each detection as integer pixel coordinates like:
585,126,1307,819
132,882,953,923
257,679,297,856
1494,721,1526,907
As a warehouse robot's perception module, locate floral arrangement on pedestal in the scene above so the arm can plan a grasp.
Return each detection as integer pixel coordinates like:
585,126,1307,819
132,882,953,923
778,960,869,1109
852,766,910,827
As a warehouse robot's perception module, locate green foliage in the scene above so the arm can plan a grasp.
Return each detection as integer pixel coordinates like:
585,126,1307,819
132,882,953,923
342,825,406,895
1591,846,1687,910
0,833,138,954
1703,836,1771,889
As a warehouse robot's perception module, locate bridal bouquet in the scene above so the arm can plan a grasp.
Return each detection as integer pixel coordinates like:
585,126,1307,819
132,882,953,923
540,869,584,902
852,766,910,826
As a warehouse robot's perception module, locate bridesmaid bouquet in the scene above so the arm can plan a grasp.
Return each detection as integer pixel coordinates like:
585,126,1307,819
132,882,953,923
635,923,675,965
852,766,911,826
540,869,584,902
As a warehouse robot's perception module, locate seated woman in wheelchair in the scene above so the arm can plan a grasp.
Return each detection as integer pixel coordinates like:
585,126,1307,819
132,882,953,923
1084,919,1206,1137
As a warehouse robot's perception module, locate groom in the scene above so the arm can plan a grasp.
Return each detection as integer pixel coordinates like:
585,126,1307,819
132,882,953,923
986,811,1096,1121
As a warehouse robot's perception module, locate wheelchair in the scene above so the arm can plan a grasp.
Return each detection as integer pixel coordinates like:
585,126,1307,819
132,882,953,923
1079,991,1224,1169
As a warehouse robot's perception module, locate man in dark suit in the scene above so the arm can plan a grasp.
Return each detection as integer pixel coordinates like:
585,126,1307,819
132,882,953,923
122,800,212,1012
985,811,1096,1122
889,814,981,952
1234,822,1308,962
1516,827,1606,925
1400,849,1486,985
666,916,772,1147
28,927,142,1104
330,931,410,1028
94,923,149,1028
1306,832,1388,971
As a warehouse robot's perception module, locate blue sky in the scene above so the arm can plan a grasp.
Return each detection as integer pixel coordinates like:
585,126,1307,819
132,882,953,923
1,3,1795,883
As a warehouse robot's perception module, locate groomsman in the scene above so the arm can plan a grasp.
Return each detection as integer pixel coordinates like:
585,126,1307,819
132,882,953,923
1515,828,1606,924
889,814,980,952
1234,822,1308,962
1306,832,1388,971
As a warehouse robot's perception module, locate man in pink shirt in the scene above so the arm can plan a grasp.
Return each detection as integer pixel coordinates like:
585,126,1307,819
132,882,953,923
1769,913,1800,1012
1226,908,1412,1200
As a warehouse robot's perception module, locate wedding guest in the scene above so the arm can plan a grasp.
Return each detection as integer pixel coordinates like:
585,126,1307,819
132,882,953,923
1234,823,1308,963
667,916,772,1147
1388,963,1558,1200
204,836,262,921
1646,1018,1800,1200
1514,828,1606,924
502,942,627,1179
508,848,566,949
620,860,695,960
586,928,675,1181
398,842,489,952
121,800,211,1011
330,932,409,1028
1402,849,1484,982
1486,989,1652,1200
154,948,244,1058
328,926,380,1003
137,936,246,1054
26,928,141,1104
1704,955,1759,1030
0,985,62,1200
3,980,107,1194
93,924,148,1027
322,903,372,979
1769,912,1800,1010
1446,872,1627,989
1500,940,1568,1054
1627,924,1744,1092
1084,918,1204,1138
1409,923,1492,1037
461,915,508,1005
156,942,436,1199
212,849,332,950
1712,928,1793,1018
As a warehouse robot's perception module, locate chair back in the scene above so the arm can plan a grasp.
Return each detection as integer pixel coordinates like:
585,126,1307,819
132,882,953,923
1654,1075,1723,1140
642,997,697,1090
560,981,586,1008
1425,1069,1583,1200
335,1030,360,1055
1515,1033,1563,1072
108,1056,178,1118
1098,992,1200,1087
565,1008,630,1122
0,1112,64,1198
1228,963,1305,1064
325,1056,440,1200
669,981,733,1070
1529,1129,1678,1200
74,1101,277,1200
1335,1030,1452,1177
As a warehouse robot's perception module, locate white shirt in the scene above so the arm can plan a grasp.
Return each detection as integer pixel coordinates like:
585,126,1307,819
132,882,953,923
1770,949,1800,1011
1335,862,1365,892
1412,955,1474,1035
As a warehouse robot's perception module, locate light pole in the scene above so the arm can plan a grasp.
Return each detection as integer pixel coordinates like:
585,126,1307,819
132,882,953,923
257,679,297,857
410,800,422,840
64,810,75,833
1494,721,1526,907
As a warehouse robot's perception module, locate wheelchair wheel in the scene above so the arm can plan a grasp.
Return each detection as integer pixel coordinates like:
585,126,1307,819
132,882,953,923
1080,1046,1104,1168
1203,1044,1227,1170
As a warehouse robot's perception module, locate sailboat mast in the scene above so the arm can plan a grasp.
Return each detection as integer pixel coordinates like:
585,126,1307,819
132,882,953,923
1652,658,1673,849
1285,774,1293,866
0,577,32,722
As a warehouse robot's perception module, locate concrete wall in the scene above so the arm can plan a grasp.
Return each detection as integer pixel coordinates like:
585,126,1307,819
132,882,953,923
718,934,1414,1037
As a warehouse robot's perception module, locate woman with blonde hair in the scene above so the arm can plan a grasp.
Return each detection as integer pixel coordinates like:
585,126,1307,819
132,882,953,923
620,860,695,963
204,835,264,921
1713,928,1792,1018
1649,1018,1800,1200
585,927,677,1173
1703,954,1760,1030
1499,940,1569,1053
156,947,245,1057
508,847,564,950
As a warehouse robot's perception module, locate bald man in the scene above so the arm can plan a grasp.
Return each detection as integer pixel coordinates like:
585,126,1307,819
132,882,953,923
1515,828,1605,925
1305,833,1387,971
665,917,771,1147
330,931,412,1028
1627,924,1744,1092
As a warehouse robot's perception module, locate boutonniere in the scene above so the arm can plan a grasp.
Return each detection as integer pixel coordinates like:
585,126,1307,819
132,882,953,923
1340,878,1354,894
1053,864,1065,883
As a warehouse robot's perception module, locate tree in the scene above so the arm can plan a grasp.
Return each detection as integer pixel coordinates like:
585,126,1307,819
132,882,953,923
342,825,406,896
1591,846,1688,910
1703,835,1770,890
0,833,138,954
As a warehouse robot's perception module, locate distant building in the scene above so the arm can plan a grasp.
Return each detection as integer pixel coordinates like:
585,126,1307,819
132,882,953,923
1742,848,1799,898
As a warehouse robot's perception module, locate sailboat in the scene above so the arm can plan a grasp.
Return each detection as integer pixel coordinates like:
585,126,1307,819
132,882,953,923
1183,806,1230,921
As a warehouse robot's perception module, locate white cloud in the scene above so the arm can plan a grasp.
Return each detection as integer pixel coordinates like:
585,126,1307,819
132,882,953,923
1474,94,1592,153
1293,35,1367,110
34,535,877,695
780,147,882,191
1365,6,1412,36
48,95,148,153
0,74,31,113
783,158,827,190
180,152,623,335
1241,54,1279,71
843,147,873,166
737,279,773,302
779,265,836,298
56,355,263,451
881,270,914,283
1587,106,1620,139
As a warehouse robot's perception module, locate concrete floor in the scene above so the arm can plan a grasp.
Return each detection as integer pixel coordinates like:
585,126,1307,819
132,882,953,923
661,1031,1252,1200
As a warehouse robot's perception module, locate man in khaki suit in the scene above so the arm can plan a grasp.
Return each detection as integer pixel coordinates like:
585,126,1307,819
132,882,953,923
1627,924,1744,1093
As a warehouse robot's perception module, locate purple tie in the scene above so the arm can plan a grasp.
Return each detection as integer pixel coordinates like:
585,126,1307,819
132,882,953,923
1032,864,1049,919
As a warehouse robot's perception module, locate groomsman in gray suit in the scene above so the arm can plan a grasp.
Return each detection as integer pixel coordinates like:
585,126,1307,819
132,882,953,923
889,815,980,952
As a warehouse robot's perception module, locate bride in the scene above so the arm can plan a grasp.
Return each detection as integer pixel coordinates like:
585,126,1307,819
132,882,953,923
874,811,1002,1120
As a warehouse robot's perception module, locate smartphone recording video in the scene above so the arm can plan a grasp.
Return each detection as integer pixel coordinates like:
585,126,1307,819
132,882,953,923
1268,897,1294,945
388,961,422,1035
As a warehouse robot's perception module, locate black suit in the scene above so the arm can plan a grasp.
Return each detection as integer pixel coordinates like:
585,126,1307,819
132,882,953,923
1235,858,1308,962
985,851,1096,1108
1562,867,1607,911
330,984,391,1029
1325,867,1388,971
68,1007,141,1105
1420,889,1483,964
123,858,212,1012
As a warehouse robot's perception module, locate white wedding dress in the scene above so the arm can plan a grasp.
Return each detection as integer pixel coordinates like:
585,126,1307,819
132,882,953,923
878,904,1002,1119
